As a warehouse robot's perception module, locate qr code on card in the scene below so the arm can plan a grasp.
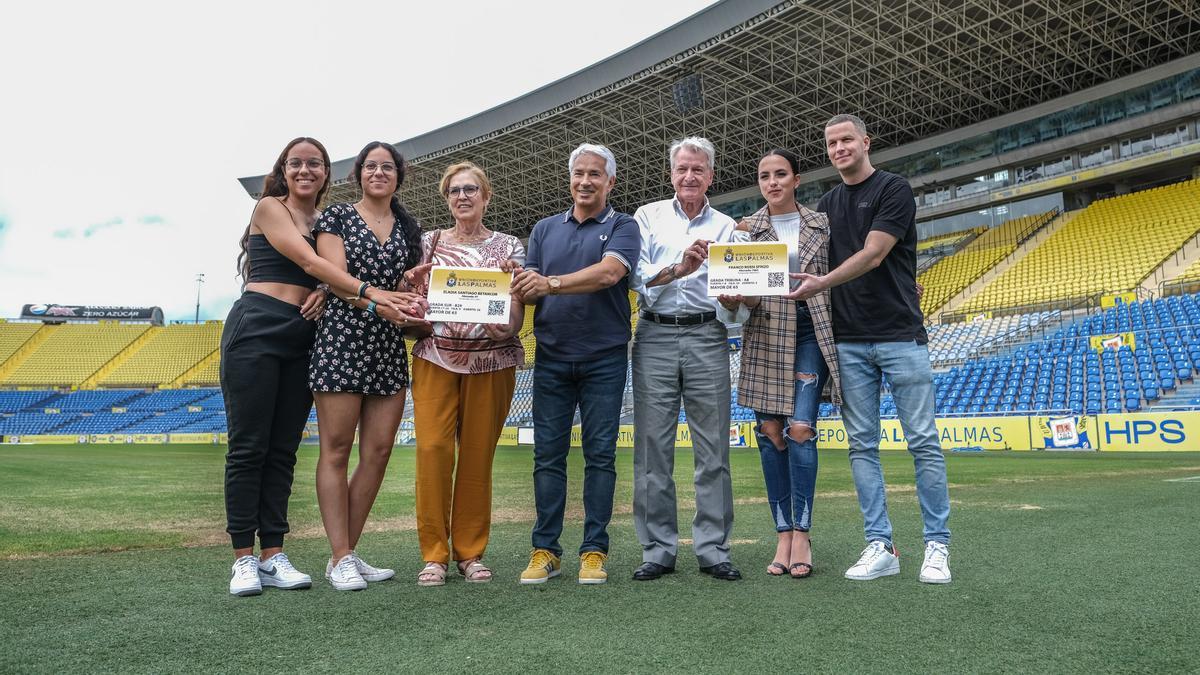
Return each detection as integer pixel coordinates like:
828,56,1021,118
487,300,506,316
767,272,784,288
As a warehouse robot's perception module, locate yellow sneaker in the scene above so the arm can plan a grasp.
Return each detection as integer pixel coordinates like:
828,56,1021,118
519,548,561,585
578,551,608,585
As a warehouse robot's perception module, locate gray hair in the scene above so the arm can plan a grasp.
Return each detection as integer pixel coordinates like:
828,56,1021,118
825,114,868,136
568,143,617,178
669,136,716,170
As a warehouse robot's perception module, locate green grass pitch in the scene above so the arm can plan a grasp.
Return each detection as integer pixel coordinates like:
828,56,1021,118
1,443,1198,673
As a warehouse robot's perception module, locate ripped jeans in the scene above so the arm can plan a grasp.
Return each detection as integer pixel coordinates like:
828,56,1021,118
753,303,828,532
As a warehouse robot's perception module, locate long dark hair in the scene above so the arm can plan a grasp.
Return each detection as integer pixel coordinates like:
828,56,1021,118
352,141,422,271
236,137,332,281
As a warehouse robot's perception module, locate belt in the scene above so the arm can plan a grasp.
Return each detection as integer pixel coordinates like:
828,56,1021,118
641,310,717,326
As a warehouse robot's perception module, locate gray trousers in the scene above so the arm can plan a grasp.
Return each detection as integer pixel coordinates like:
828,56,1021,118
632,318,734,567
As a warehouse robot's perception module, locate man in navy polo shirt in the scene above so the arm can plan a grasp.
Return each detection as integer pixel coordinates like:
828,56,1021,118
508,143,640,585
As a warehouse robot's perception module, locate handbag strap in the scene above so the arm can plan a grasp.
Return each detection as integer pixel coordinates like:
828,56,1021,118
423,228,442,265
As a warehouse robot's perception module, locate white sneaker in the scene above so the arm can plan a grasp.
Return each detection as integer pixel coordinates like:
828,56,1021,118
258,552,312,590
327,554,367,591
919,541,951,584
844,541,900,581
351,551,395,582
229,555,263,596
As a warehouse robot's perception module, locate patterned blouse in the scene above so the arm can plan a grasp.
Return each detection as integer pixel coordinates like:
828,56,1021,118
411,230,526,374
309,203,413,395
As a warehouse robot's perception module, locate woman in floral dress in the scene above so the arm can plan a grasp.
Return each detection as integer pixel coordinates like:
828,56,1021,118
310,141,427,591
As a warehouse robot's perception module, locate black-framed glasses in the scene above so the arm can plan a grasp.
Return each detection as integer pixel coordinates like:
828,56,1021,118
448,185,480,198
286,158,326,171
363,161,397,175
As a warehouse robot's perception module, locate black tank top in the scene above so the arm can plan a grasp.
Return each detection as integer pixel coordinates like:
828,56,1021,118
246,234,319,289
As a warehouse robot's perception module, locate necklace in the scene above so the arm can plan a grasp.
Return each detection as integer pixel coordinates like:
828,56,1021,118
451,226,491,244
356,201,392,226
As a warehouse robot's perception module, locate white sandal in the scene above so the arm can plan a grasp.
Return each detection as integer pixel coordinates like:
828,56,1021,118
417,562,446,587
458,559,493,583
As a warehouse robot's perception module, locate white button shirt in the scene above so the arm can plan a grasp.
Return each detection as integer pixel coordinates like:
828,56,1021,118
632,196,749,323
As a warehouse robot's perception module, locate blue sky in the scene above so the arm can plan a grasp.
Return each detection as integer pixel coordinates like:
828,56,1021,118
0,0,715,322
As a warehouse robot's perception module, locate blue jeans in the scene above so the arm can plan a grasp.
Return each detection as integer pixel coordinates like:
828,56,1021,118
531,349,627,556
755,304,825,532
836,341,950,546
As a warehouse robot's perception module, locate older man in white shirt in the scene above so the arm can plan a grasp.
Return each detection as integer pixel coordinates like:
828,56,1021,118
630,136,747,582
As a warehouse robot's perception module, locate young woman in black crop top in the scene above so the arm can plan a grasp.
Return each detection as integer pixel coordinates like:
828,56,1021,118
222,137,428,597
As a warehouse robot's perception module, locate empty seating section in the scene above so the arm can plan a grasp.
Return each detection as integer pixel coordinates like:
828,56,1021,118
917,212,1053,317
124,389,210,411
0,323,148,387
0,387,228,436
0,390,57,411
100,323,221,387
1171,256,1200,285
963,180,1200,312
0,323,42,364
0,413,78,435
917,228,982,253
179,356,220,387
937,294,1200,415
926,311,1059,365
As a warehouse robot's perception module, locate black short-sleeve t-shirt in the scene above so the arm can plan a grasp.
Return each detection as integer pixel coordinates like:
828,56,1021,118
818,170,927,344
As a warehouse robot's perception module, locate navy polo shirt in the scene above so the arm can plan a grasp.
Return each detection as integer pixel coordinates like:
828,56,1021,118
525,204,640,361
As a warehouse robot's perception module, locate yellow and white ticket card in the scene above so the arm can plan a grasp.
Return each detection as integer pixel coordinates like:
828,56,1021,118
706,242,789,296
424,266,513,324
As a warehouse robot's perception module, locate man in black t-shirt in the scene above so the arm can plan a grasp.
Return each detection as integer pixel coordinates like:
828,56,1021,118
788,114,951,585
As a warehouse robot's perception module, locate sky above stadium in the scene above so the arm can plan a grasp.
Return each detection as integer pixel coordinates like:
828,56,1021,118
0,0,716,322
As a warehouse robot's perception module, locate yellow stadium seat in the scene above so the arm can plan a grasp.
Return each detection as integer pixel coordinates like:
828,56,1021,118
960,180,1200,313
100,323,222,387
917,212,1055,317
0,323,149,387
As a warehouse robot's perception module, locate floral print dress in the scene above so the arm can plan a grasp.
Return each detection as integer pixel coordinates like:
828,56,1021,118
309,202,412,395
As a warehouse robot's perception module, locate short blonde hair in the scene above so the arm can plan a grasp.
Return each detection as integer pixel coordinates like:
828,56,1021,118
439,161,493,200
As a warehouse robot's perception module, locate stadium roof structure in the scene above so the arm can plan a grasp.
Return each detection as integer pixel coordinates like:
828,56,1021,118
239,0,1200,237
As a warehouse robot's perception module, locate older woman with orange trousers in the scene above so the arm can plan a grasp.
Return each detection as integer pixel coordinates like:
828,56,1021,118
409,162,525,586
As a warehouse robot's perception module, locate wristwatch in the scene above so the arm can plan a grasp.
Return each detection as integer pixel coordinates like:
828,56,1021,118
548,276,562,294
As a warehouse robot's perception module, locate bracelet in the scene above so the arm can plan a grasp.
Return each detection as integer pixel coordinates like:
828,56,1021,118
366,300,378,315
355,281,369,301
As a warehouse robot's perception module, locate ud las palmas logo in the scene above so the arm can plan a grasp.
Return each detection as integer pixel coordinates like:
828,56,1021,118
723,248,734,263
447,271,457,288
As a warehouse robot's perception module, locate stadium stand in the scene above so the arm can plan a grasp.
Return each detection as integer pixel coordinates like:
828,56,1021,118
0,323,149,387
961,180,1200,313
917,210,1056,317
0,390,58,411
936,293,1200,416
0,413,78,435
178,356,221,387
0,322,42,365
99,323,221,388
926,310,1060,365
917,228,982,253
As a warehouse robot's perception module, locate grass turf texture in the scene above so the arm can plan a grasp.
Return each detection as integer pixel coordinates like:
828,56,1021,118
2,444,1198,673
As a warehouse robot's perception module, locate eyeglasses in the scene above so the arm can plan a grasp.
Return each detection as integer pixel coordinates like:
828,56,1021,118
363,161,397,175
447,185,481,198
286,158,326,171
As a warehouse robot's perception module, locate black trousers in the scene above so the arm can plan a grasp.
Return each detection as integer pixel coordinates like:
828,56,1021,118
221,291,316,550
